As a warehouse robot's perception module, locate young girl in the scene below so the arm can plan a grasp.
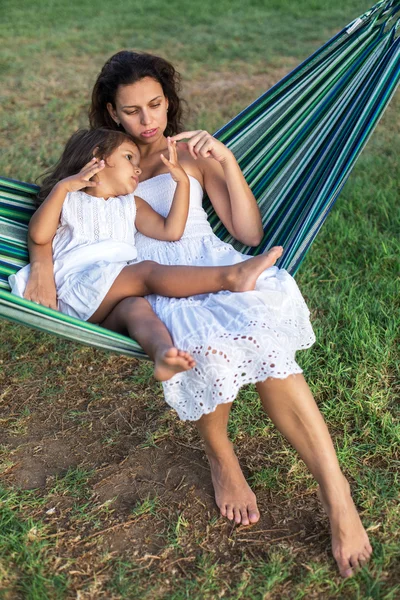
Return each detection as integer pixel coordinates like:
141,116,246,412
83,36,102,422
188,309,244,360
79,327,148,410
9,128,283,381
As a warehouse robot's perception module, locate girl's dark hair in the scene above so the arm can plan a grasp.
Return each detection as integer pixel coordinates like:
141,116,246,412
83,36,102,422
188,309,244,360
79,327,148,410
37,128,136,204
89,51,185,137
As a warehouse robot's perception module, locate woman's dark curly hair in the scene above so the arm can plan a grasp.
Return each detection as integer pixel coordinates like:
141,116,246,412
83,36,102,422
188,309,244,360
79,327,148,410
37,128,136,204
89,51,185,137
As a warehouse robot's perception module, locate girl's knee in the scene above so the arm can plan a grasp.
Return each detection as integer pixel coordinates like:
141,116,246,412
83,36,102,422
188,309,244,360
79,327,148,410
118,296,151,315
141,260,158,273
100,297,153,332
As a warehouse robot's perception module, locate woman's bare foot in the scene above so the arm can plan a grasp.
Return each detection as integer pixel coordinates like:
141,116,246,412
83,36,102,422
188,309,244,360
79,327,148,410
318,477,373,578
205,440,260,525
226,246,284,292
154,347,195,381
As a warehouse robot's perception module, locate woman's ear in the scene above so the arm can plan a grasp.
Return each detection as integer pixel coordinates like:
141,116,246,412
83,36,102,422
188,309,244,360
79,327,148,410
106,102,119,125
92,146,100,159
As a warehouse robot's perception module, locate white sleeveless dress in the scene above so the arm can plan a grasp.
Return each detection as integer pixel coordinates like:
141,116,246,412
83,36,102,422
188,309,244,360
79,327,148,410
9,190,138,321
135,174,316,421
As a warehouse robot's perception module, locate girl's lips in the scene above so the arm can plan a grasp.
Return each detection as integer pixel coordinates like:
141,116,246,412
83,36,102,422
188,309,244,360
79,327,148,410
141,128,158,138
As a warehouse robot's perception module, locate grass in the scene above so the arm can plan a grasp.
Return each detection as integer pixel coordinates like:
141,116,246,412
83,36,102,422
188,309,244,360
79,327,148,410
1,0,400,598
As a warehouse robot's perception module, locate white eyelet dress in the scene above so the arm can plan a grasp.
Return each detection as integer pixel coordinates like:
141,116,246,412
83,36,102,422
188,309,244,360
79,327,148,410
135,174,316,422
9,191,138,321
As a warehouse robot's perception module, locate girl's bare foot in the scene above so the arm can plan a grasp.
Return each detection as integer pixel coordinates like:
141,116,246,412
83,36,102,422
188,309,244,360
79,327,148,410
205,440,260,526
227,246,284,292
318,477,373,578
154,347,195,381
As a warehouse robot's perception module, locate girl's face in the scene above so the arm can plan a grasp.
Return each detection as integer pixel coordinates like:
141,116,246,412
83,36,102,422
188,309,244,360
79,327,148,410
107,77,169,147
95,140,142,198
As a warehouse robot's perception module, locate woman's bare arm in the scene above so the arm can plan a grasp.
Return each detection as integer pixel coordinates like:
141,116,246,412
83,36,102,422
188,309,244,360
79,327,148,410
171,131,263,247
202,152,263,246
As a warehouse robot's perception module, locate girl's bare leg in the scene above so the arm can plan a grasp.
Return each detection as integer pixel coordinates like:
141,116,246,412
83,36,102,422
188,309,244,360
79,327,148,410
256,374,372,578
97,297,195,381
89,247,283,324
195,402,260,526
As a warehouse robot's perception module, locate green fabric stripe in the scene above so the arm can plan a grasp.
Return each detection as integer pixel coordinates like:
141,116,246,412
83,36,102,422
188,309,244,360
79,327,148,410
0,289,147,358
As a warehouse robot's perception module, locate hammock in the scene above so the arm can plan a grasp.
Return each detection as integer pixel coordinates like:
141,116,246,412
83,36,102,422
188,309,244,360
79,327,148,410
1,0,399,360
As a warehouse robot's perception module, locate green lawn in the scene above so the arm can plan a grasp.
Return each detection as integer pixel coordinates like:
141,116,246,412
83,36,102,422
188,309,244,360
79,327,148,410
1,1,399,598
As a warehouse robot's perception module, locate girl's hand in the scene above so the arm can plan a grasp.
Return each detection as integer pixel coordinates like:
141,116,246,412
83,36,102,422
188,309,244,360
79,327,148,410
170,130,233,164
60,158,105,193
160,138,189,184
23,262,58,310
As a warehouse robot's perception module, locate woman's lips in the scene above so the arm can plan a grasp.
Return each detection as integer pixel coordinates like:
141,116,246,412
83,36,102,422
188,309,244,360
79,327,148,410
141,128,158,138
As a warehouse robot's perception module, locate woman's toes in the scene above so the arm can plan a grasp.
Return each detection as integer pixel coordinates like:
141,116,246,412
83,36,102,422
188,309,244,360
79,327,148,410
234,507,242,524
341,562,353,578
350,555,361,572
220,505,227,518
343,567,354,578
226,505,234,520
249,507,260,523
359,553,369,567
240,507,250,526
336,554,353,578
247,504,260,523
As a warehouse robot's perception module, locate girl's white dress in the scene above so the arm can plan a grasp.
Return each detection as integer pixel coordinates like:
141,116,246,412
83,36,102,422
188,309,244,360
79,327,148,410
135,174,316,421
9,191,138,321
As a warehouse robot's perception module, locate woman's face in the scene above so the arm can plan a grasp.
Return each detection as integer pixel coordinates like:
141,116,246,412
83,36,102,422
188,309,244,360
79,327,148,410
107,77,169,146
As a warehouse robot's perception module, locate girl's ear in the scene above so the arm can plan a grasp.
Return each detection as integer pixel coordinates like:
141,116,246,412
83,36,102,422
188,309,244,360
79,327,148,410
93,146,107,163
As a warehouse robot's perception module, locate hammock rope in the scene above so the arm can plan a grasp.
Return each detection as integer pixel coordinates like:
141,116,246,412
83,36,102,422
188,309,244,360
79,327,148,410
1,0,399,359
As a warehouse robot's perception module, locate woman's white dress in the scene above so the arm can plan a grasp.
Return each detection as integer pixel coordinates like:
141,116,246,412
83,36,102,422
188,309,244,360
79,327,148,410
9,191,138,321
135,174,316,421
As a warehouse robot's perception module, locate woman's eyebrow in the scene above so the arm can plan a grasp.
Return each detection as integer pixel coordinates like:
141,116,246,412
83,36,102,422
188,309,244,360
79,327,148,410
122,96,163,109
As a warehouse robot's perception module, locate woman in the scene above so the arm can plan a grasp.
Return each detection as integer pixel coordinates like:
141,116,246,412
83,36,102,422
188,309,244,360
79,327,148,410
25,51,372,578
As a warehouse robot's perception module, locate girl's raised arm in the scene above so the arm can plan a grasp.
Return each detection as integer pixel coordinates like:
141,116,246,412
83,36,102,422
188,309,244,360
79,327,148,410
135,139,190,241
171,130,263,247
29,158,105,245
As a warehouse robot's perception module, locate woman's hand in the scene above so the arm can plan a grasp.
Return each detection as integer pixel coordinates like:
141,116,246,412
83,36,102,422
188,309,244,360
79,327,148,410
170,130,233,164
23,262,58,310
160,137,189,184
60,157,105,193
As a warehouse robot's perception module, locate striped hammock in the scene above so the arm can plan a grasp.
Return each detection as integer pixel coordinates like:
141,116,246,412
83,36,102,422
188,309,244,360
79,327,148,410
1,0,399,360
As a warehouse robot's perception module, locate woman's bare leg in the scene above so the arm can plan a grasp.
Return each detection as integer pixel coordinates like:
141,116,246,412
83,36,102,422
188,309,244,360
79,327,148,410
256,374,372,578
195,402,260,526
98,297,195,381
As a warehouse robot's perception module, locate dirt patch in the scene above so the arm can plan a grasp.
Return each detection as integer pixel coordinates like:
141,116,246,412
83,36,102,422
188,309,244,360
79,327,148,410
10,438,80,490
184,65,296,96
